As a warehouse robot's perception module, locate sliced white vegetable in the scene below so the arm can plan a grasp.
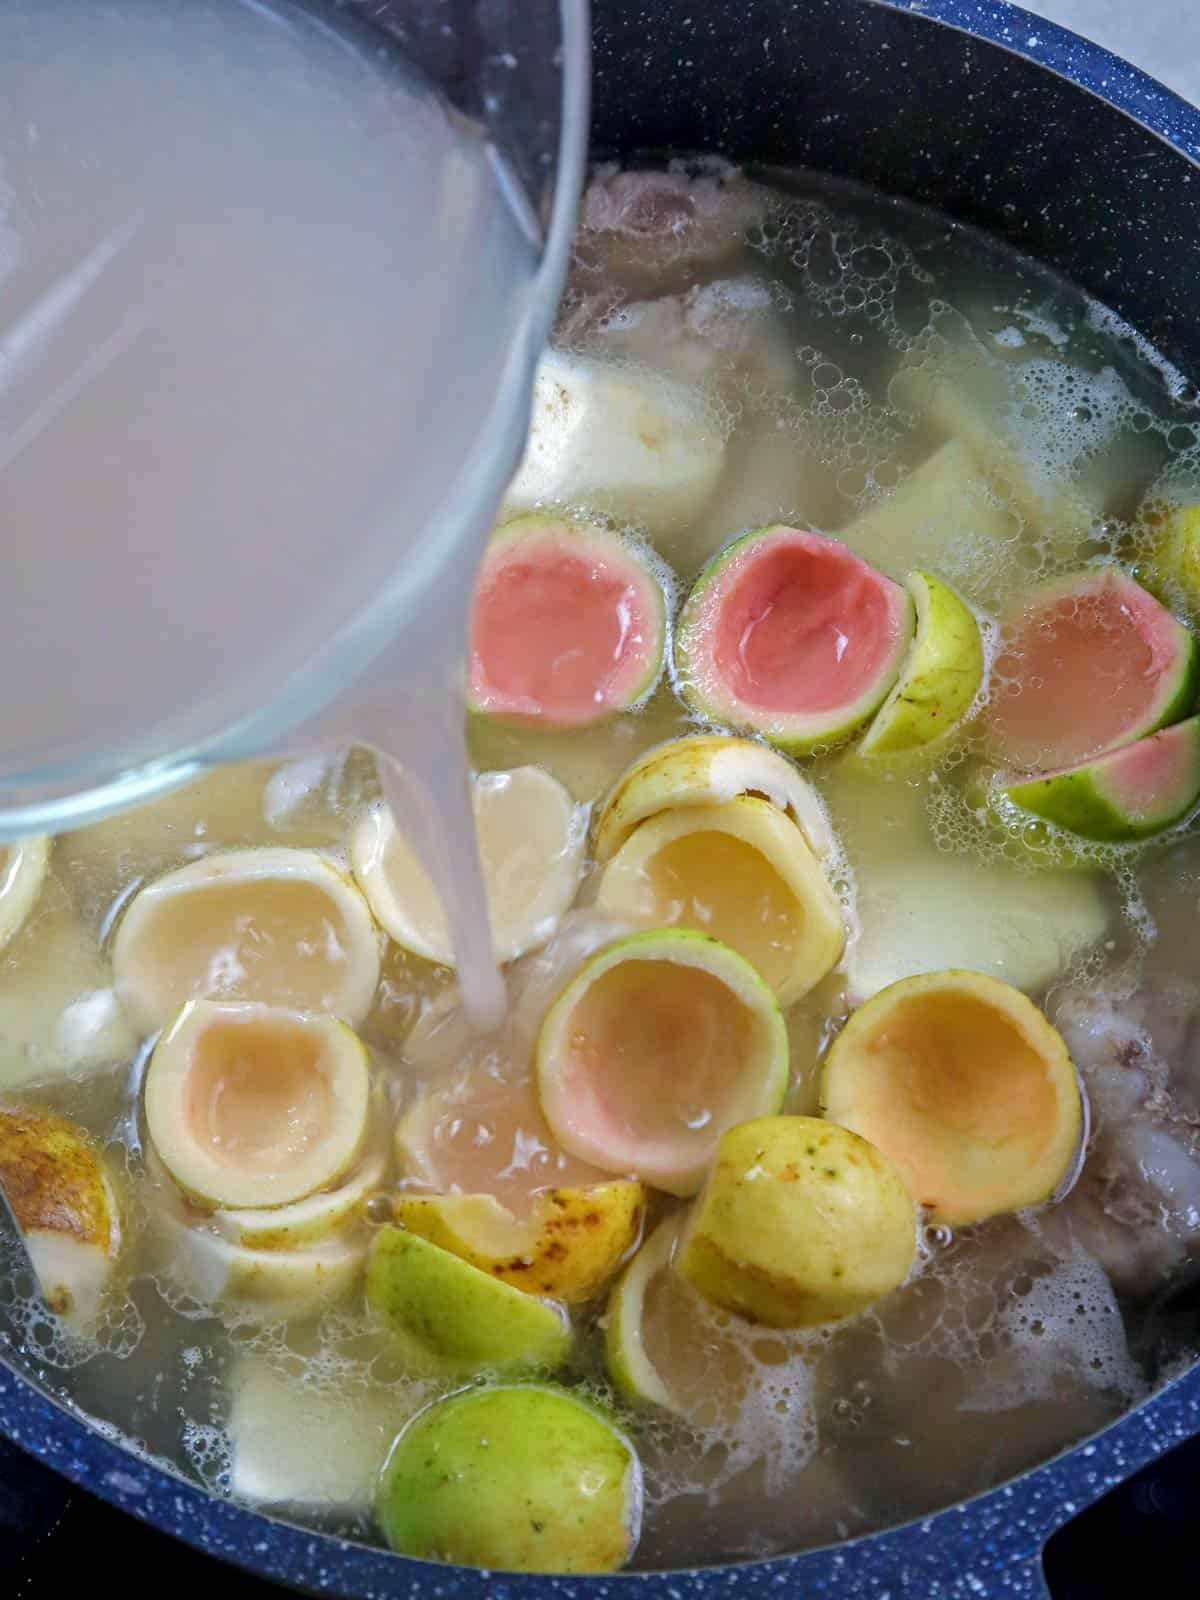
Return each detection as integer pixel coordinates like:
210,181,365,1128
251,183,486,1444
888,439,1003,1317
350,767,584,968
229,1357,419,1511
505,349,725,536
822,763,1108,1003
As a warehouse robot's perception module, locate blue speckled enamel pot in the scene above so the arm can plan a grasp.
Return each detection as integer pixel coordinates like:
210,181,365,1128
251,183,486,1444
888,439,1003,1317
3,1,1200,1594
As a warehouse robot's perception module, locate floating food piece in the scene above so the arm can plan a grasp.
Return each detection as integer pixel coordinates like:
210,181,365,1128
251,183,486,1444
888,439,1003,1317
160,1212,364,1322
837,439,1021,585
592,732,838,866
351,767,584,968
567,276,796,402
111,847,380,1034
999,716,1200,843
595,797,845,1005
505,349,724,536
858,571,985,755
228,1356,419,1512
376,1384,642,1573
674,526,914,753
821,971,1083,1225
989,568,1197,771
846,853,1107,1002
0,1105,120,1327
366,1226,571,1376
821,761,1109,1002
144,1001,370,1210
0,875,137,1092
468,518,671,728
572,162,768,298
678,1117,916,1328
0,837,49,954
604,1220,679,1408
212,1138,388,1252
393,1181,644,1304
536,930,788,1197
1142,499,1200,616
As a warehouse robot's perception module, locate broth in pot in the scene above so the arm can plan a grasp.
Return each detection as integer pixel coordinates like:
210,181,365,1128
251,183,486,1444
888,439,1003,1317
3,155,1200,1572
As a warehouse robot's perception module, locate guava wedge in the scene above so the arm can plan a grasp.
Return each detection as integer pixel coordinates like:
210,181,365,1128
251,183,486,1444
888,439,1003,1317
213,1138,389,1252
998,716,1200,843
820,971,1083,1225
468,517,671,728
1142,499,1200,618
156,1209,364,1322
592,732,838,866
0,1105,120,1327
604,1220,679,1409
536,930,788,1197
603,1217,792,1422
859,571,985,755
366,1226,571,1376
392,1181,644,1304
988,567,1198,771
504,348,725,536
350,766,584,968
0,836,49,954
376,1384,642,1572
594,797,845,1005
144,1000,370,1210
677,1116,916,1328
674,526,915,752
111,846,380,1033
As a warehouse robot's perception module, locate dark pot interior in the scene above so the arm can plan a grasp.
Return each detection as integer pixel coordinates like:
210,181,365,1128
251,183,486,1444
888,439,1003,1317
2,2,1200,1596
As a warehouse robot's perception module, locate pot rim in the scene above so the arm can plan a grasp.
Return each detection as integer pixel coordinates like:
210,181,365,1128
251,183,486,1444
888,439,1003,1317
4,1,1200,1595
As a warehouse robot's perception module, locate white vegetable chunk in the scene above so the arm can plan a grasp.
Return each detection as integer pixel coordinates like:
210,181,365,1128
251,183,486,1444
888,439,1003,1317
505,350,725,537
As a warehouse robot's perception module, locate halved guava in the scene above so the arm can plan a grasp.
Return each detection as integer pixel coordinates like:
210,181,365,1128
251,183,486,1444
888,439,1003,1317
0,1104,120,1327
468,516,671,728
820,970,1083,1225
674,526,915,752
350,766,584,967
592,732,837,865
144,1000,370,1210
366,1226,571,1377
677,1117,916,1329
212,1137,389,1252
594,796,845,1005
989,567,1198,771
859,571,985,756
376,1384,642,1573
111,846,381,1034
392,1180,644,1304
536,929,788,1197
1000,715,1200,842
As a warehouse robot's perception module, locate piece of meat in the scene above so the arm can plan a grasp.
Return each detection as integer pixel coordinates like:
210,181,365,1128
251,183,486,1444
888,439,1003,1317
568,162,772,301
1045,983,1200,1298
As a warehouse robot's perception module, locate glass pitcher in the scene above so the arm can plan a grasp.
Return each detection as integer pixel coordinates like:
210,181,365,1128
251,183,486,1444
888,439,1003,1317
0,0,588,839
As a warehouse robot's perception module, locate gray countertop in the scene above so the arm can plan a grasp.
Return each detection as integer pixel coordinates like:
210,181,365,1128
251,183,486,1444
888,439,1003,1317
1017,0,1200,106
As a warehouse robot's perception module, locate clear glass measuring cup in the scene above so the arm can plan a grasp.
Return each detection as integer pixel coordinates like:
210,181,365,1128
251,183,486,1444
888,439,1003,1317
0,0,588,840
